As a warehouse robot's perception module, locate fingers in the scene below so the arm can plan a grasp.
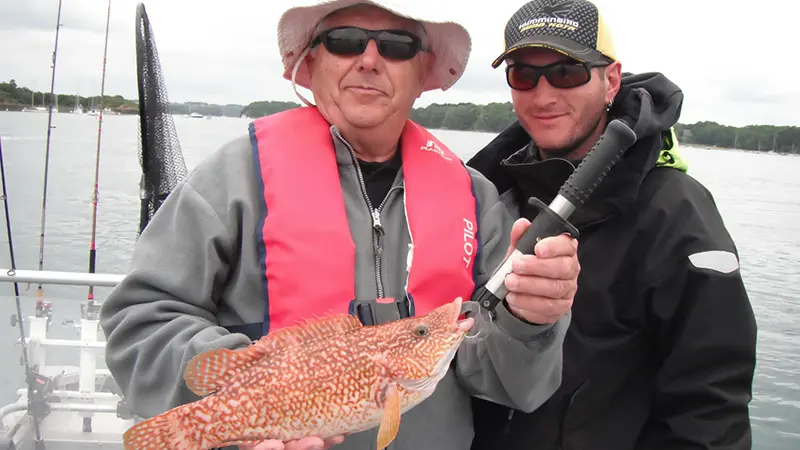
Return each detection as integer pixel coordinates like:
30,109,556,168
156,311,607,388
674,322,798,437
535,234,578,259
238,434,344,450
285,435,344,450
509,218,531,245
506,293,573,324
242,440,283,450
505,272,576,301
504,263,576,324
503,230,579,325
506,218,531,258
507,219,578,260
323,435,345,447
509,254,580,286
284,437,327,450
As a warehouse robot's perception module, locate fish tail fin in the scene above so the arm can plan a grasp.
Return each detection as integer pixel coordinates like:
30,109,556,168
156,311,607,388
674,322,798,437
123,406,202,450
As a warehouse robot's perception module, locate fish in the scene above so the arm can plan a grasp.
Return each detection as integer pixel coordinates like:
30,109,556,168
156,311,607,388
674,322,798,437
122,296,475,450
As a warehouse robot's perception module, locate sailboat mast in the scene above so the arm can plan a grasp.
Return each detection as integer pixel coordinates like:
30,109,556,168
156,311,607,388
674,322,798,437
35,0,63,305
87,0,112,302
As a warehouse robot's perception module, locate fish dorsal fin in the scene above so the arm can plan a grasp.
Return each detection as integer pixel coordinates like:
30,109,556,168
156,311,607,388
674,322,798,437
258,313,363,351
184,343,271,397
184,314,362,397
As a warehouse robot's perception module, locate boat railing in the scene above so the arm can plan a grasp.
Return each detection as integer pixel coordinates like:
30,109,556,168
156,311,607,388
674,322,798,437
0,269,124,288
0,268,134,432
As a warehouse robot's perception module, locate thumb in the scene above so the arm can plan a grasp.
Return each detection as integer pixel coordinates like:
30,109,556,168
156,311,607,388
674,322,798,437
506,218,531,258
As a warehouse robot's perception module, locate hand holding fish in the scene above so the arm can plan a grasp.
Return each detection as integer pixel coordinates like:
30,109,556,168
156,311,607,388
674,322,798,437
503,218,580,324
122,298,473,450
239,435,344,450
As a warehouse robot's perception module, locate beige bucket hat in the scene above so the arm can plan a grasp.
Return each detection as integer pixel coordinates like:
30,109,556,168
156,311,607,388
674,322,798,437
277,0,472,93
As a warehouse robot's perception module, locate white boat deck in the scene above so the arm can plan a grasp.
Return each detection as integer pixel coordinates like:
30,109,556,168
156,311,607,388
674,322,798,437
1,364,132,449
0,269,134,450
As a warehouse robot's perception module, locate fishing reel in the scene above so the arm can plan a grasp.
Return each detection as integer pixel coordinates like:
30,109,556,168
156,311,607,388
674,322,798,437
61,300,103,333
8,299,54,327
80,299,102,321
35,299,53,321
28,371,58,420
9,307,53,332
38,299,54,331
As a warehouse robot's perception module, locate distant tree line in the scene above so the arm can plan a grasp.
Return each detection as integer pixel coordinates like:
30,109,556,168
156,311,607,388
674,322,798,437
672,122,799,154
246,100,799,155
242,100,519,133
0,79,139,114
0,79,245,117
3,79,797,154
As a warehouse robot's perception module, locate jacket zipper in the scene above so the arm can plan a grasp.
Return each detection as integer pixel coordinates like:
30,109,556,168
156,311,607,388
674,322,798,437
502,408,515,437
333,129,401,299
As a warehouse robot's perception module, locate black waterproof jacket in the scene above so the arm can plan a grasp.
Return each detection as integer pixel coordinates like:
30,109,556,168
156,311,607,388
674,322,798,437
466,72,757,450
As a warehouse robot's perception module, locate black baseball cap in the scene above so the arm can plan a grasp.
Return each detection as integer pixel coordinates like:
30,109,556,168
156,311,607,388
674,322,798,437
492,0,617,68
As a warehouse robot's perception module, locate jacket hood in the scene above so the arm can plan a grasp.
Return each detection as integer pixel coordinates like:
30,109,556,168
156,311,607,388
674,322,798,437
467,71,686,228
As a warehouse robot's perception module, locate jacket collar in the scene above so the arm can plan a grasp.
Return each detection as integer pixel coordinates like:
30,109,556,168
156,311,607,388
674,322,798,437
495,131,663,229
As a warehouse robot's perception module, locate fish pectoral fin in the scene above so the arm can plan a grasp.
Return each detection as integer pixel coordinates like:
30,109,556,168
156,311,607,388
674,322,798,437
376,384,401,449
183,343,270,396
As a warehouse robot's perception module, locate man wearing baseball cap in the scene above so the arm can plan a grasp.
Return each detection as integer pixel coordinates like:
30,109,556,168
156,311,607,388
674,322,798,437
467,1,757,449
490,0,616,68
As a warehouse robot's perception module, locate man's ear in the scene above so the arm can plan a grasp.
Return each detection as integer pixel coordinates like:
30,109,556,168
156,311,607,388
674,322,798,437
604,60,622,104
416,52,436,98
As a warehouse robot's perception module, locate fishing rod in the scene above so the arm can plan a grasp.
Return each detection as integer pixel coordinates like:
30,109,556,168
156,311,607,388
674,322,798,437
34,0,64,316
468,119,638,316
86,0,112,307
1,137,47,449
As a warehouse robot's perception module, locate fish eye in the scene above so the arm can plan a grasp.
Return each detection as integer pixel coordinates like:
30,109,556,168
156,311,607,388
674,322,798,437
413,325,429,337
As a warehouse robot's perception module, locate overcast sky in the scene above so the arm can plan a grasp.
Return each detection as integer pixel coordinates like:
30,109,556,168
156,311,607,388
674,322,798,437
1,0,796,127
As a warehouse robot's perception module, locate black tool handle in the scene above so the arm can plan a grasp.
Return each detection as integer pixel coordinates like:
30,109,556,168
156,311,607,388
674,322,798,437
559,118,637,207
512,198,580,256
475,197,580,312
473,118,638,313
512,119,636,255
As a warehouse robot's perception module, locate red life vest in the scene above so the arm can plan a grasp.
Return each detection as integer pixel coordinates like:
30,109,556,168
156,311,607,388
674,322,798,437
248,106,479,335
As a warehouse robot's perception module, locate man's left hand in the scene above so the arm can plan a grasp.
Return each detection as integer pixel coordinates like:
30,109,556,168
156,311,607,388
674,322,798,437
503,218,580,324
240,435,345,450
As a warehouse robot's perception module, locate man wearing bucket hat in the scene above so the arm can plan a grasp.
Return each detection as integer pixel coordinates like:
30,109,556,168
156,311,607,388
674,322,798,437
466,0,757,449
100,1,582,450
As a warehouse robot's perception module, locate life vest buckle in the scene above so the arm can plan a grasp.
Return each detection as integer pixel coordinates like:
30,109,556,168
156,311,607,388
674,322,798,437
349,297,411,326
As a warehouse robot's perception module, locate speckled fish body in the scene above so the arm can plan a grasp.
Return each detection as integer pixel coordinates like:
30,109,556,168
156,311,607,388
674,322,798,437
122,297,473,450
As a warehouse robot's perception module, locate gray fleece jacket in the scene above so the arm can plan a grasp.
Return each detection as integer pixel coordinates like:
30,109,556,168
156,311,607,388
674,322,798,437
99,124,569,450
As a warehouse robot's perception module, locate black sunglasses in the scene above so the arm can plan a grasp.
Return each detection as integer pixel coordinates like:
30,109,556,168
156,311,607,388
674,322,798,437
311,26,426,61
505,60,610,90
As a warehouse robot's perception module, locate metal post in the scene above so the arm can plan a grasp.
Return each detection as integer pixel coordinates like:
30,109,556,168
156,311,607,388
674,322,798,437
28,317,48,371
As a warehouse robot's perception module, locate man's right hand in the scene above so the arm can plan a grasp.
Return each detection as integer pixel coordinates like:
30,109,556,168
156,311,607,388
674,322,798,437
240,435,345,450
